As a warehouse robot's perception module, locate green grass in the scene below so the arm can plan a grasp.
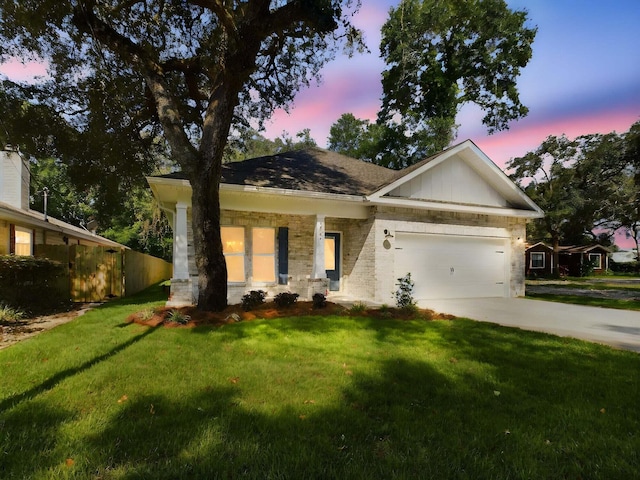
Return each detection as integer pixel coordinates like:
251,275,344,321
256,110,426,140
1,287,639,479
527,292,640,310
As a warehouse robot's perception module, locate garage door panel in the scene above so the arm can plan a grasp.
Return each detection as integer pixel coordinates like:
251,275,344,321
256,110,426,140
395,233,508,299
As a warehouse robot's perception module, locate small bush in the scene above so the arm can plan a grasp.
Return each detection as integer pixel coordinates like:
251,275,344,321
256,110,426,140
312,293,327,309
0,303,26,322
394,273,417,309
273,292,299,308
166,309,191,325
0,255,68,314
241,290,267,311
350,302,367,314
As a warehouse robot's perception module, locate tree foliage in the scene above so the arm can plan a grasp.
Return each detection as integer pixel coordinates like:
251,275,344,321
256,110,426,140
376,0,536,168
0,0,362,311
224,127,317,162
507,122,640,273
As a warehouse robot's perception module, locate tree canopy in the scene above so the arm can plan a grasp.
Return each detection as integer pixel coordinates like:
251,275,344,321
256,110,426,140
507,122,640,273
328,0,536,168
0,0,362,311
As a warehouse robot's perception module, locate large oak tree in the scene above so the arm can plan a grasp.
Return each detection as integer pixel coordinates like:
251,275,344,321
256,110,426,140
377,0,536,168
0,0,361,311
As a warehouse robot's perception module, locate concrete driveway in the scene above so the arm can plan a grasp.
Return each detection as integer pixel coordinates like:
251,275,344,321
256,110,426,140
421,297,640,353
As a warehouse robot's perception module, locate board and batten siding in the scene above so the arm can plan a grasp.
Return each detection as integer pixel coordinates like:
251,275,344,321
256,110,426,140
389,155,507,208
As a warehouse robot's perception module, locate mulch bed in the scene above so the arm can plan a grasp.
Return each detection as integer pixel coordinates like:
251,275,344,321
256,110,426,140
126,301,454,329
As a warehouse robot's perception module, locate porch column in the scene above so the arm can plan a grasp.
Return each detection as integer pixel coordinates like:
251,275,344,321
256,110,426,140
311,214,326,279
173,201,189,280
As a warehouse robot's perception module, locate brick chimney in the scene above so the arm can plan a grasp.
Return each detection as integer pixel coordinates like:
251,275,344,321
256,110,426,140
0,145,30,211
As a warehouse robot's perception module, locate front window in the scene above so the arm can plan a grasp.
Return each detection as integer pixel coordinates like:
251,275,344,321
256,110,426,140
530,252,544,269
588,253,602,269
252,227,275,282
14,226,32,256
222,227,245,282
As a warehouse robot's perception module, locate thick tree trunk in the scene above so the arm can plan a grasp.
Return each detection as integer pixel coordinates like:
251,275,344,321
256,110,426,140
189,85,239,312
190,170,227,311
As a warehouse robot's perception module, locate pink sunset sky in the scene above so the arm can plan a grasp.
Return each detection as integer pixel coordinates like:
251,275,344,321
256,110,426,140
259,0,640,171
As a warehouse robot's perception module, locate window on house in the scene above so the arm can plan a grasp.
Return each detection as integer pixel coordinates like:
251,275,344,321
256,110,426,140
588,253,602,269
252,227,275,283
530,252,544,269
325,237,336,270
221,227,245,282
14,226,32,256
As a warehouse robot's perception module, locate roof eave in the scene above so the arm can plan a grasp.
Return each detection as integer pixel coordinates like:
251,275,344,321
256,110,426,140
368,196,544,219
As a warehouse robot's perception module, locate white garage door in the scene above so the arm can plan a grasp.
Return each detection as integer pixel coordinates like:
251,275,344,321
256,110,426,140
395,233,508,299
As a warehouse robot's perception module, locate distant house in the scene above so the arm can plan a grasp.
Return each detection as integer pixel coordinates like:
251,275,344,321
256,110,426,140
558,244,611,276
525,242,611,277
525,242,554,276
0,146,124,255
149,140,544,306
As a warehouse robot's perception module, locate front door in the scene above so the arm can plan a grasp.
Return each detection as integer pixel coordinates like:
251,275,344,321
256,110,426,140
324,232,341,291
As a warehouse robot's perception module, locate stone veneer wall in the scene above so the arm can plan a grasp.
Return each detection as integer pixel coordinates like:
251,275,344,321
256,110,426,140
183,206,529,305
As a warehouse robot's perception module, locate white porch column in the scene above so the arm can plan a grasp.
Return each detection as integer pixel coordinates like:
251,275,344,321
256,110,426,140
173,201,190,280
311,214,326,279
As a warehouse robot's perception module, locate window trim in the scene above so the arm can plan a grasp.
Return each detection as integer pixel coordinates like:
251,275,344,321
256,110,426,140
13,225,33,256
251,227,276,284
530,251,545,269
588,253,602,269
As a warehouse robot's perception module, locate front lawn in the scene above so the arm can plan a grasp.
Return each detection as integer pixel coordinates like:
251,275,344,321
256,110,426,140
1,288,639,479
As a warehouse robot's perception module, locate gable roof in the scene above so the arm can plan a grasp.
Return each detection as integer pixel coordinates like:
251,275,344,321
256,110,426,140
149,141,543,219
368,140,543,218
558,244,612,254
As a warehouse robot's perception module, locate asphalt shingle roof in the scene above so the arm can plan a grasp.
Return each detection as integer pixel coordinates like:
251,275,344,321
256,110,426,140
159,148,399,196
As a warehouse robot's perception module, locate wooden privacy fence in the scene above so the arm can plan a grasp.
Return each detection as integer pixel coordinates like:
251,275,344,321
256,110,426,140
35,245,172,302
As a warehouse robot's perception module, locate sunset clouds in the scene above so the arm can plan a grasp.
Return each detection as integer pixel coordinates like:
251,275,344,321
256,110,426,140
263,0,640,168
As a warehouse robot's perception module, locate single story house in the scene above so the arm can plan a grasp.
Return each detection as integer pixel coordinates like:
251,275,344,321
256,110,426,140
148,140,544,306
525,242,554,276
1,146,124,255
558,244,611,276
525,242,611,277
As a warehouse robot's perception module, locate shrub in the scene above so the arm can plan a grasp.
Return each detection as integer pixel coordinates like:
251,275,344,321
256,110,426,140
394,273,417,309
0,255,69,315
349,302,367,314
241,290,267,311
0,302,26,322
273,292,299,308
166,309,191,325
312,293,327,309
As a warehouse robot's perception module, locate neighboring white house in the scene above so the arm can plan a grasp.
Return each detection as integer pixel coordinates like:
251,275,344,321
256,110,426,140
148,140,544,306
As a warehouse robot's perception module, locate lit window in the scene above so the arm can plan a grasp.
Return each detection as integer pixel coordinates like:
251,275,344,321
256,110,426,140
588,253,602,269
252,228,275,283
530,252,544,269
325,237,336,270
222,227,245,282
14,227,32,256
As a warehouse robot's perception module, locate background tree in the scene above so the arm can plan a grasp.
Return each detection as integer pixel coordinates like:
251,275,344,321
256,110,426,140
507,135,579,275
611,122,640,260
376,0,536,168
224,127,318,162
0,0,362,311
